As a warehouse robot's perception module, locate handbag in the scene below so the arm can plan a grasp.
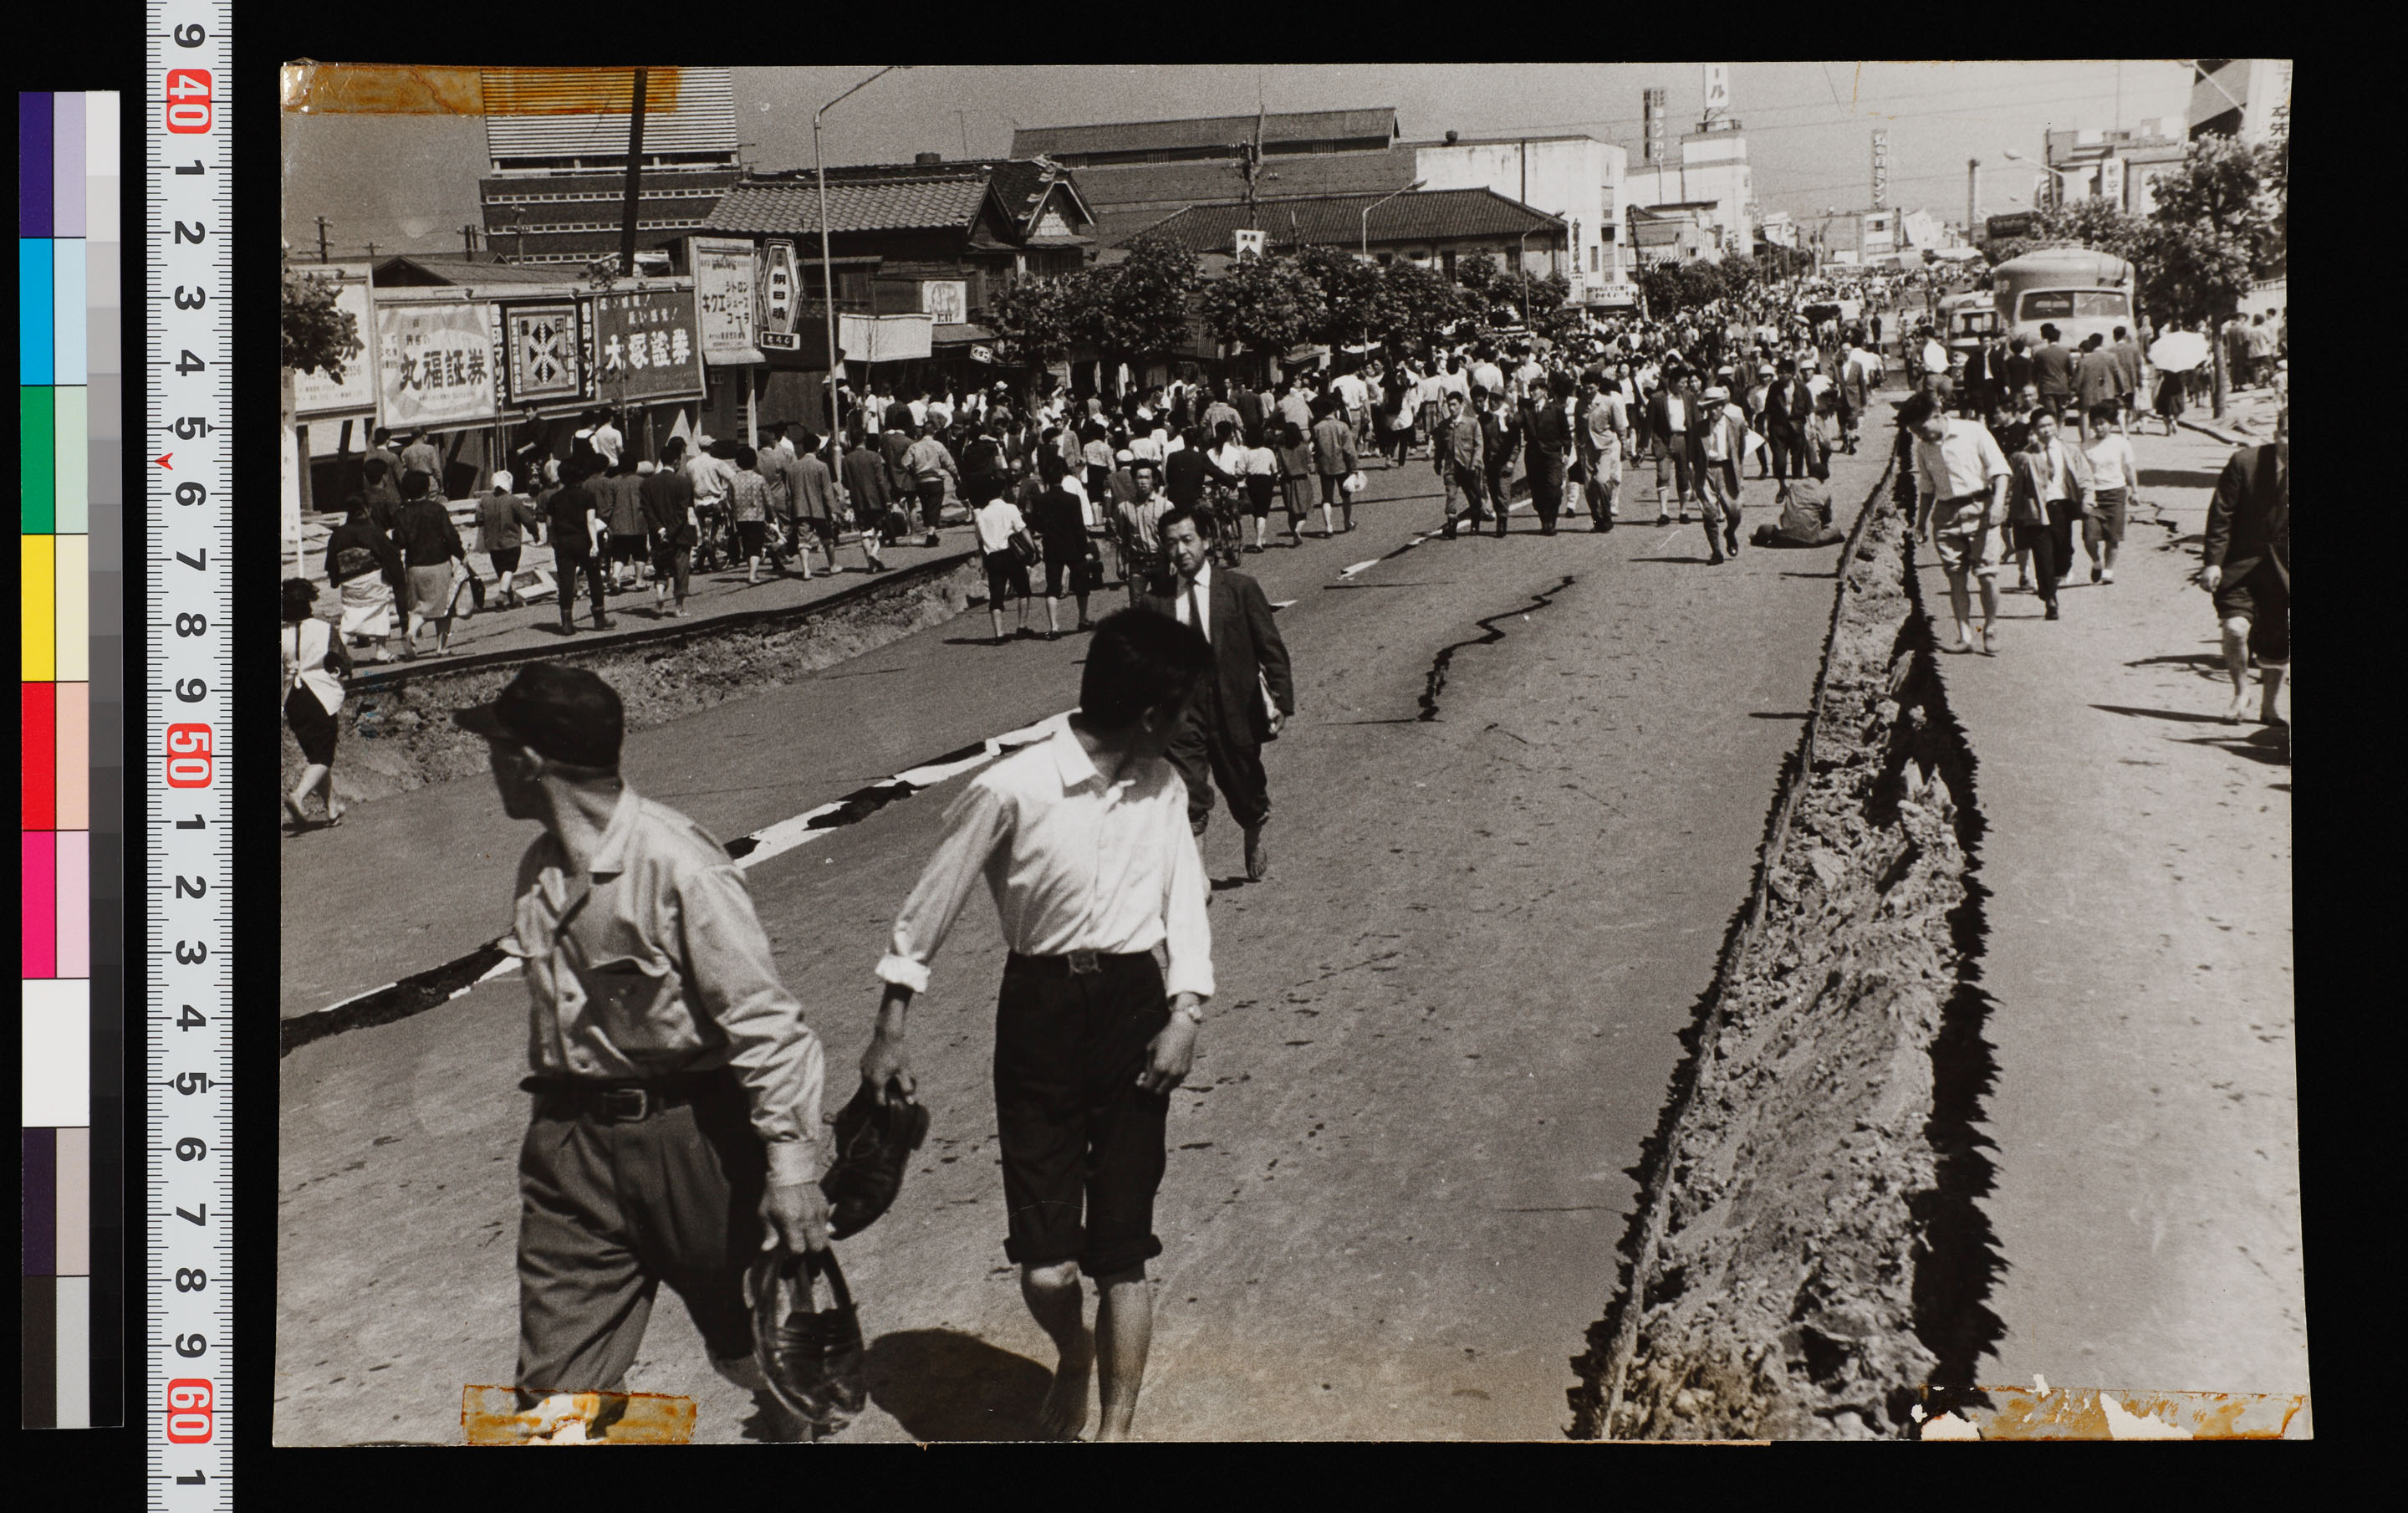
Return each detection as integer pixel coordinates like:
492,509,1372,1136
1008,526,1042,568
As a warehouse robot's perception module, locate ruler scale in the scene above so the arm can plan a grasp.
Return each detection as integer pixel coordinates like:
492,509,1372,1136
20,89,122,1433
145,3,231,1500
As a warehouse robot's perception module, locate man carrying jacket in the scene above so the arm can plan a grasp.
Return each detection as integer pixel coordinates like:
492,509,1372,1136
2003,406,2095,621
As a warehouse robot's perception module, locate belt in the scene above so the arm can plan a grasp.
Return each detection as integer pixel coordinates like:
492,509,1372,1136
523,1071,725,1122
1939,493,1987,506
1007,949,1155,978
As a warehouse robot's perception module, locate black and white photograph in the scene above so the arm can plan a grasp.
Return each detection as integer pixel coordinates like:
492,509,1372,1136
268,59,2299,1444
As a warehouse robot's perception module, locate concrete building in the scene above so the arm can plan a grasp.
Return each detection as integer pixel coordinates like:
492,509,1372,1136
1406,131,1635,300
1801,207,1898,267
1626,118,1755,253
477,66,742,267
2188,59,2293,144
2042,121,2189,216
1628,206,1719,266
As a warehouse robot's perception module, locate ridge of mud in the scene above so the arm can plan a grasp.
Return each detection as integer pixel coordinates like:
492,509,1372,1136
280,559,986,807
1566,467,1999,1440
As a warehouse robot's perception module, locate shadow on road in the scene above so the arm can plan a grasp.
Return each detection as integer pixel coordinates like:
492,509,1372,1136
2177,728,2291,767
2122,653,2223,671
2139,467,2222,490
2090,703,2246,726
864,1328,1051,1442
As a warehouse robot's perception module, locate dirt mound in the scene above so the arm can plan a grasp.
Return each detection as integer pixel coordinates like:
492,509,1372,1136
1569,485,1989,1439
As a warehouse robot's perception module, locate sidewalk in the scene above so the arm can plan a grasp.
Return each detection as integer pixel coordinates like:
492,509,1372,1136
1908,420,2304,1398
295,512,974,672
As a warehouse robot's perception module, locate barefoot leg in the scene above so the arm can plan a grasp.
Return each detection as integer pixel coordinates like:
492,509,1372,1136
1091,1267,1153,1442
2220,616,2253,721
1020,1262,1092,1440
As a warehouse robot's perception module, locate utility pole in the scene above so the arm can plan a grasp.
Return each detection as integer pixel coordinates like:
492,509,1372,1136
316,215,331,263
618,67,649,279
365,241,378,260
462,223,478,256
957,110,970,160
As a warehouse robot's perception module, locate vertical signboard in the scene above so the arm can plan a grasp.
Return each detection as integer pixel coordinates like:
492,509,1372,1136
288,264,379,418
500,299,584,406
1702,64,1730,120
1643,88,1666,162
920,279,967,325
1870,130,1890,209
689,235,763,365
2099,156,2127,211
374,299,500,431
757,238,799,352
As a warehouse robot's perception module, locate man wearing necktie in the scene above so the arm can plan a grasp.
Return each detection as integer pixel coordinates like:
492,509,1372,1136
1142,509,1295,881
2005,408,2094,621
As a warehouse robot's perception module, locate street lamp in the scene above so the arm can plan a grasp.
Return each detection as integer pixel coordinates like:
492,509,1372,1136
1360,179,1425,258
2002,148,2091,208
816,64,907,529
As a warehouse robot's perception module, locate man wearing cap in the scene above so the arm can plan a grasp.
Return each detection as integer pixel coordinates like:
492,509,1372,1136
1435,391,1486,540
455,664,834,1418
1693,386,1746,564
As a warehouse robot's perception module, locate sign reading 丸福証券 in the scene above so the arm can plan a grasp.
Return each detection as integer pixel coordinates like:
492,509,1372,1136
375,299,501,430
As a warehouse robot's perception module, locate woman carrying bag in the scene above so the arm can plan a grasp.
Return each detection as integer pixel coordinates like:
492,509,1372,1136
281,577,355,830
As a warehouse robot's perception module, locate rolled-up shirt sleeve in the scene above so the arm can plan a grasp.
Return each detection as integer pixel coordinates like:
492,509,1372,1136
1159,793,1215,1001
677,864,831,1187
876,780,1010,994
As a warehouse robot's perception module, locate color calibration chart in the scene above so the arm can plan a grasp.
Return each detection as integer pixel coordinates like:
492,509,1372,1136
22,90,125,1430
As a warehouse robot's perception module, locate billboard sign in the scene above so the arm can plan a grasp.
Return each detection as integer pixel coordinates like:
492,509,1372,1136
690,236,763,365
375,299,500,431
921,279,967,325
2099,156,2127,210
760,239,799,334
1703,64,1731,120
1233,228,1266,261
288,264,379,418
1643,88,1667,162
501,300,584,405
588,288,706,403
1870,130,1890,209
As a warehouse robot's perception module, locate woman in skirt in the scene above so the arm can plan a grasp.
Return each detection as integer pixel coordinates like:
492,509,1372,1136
1274,420,1314,549
322,493,402,662
282,577,354,829
2152,363,2187,437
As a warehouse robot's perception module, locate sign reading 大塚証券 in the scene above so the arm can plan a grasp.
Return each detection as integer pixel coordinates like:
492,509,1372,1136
375,300,501,430
587,288,707,403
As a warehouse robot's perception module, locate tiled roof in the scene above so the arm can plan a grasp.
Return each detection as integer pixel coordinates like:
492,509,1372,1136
1089,206,1186,248
1116,188,1564,253
1013,108,1398,158
1066,149,1416,210
699,176,992,236
726,158,1091,237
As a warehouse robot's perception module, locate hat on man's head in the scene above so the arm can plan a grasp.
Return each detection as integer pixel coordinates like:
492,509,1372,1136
452,663,625,769
1703,386,1729,402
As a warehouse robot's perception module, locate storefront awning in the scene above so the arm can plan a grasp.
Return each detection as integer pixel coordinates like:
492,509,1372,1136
931,322,998,348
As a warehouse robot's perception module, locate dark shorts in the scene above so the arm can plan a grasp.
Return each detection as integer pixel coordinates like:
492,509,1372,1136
490,546,523,577
735,519,768,556
984,549,1030,604
284,684,338,767
1042,549,1094,598
993,953,1172,1279
610,533,647,564
2213,561,2290,664
804,516,839,548
1245,476,1276,518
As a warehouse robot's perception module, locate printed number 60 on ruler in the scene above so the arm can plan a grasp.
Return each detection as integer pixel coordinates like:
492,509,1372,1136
149,3,230,1505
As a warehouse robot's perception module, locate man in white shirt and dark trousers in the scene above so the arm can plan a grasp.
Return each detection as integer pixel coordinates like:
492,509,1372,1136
863,611,1217,1442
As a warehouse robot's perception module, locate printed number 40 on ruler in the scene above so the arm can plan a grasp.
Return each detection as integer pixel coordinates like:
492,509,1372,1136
150,3,229,1504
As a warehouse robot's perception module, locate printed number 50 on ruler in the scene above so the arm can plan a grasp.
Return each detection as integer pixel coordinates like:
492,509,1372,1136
149,3,229,1504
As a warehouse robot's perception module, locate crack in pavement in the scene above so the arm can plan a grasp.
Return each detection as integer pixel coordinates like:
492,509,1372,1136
1417,576,1579,723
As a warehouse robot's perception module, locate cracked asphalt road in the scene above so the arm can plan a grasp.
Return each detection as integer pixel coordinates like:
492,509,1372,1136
277,433,1890,1442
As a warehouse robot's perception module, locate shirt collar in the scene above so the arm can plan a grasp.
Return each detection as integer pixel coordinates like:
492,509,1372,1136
1184,560,1214,596
584,785,644,880
1048,723,1103,790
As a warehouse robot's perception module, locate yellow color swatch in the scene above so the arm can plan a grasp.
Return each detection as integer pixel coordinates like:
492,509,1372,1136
23,533,55,680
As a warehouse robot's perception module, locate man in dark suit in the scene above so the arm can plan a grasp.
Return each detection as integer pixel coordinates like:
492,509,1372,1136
1143,507,1295,880
2202,406,2288,726
1232,378,1270,451
2030,324,2075,426
1763,360,1816,483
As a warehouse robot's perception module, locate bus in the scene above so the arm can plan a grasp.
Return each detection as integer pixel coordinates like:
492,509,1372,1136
1989,247,2136,354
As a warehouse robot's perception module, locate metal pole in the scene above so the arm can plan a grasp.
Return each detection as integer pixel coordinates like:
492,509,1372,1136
317,215,330,263
619,68,648,279
811,68,905,539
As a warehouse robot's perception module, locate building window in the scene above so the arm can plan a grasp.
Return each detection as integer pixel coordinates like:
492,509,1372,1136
1590,246,1599,273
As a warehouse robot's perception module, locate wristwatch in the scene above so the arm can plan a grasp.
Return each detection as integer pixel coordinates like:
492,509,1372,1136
1173,1001,1204,1027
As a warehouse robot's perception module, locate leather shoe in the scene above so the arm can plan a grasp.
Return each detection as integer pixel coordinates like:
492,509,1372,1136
819,1078,931,1240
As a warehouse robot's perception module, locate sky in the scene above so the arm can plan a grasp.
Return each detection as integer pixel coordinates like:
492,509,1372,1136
281,61,2196,259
